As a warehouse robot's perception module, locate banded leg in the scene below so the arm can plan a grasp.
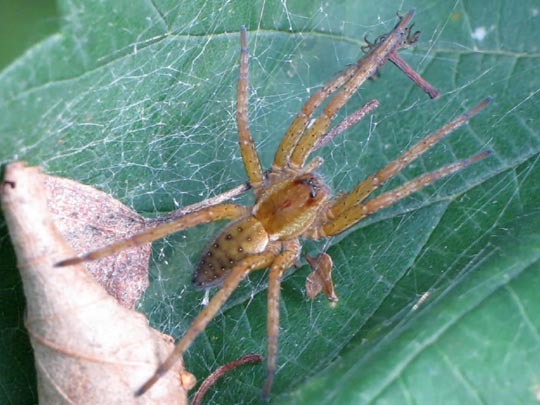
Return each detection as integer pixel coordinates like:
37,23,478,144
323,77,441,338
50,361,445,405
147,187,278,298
316,150,491,238
135,243,280,396
272,9,416,170
237,27,264,189
262,239,301,400
288,9,416,168
56,203,249,266
327,97,492,220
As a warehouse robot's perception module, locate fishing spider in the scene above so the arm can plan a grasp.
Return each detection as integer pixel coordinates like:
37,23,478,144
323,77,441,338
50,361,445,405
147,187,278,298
57,9,491,399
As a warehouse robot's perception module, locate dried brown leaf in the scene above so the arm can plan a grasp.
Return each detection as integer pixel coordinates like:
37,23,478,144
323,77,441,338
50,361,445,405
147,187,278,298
43,173,151,308
305,252,339,303
1,162,191,404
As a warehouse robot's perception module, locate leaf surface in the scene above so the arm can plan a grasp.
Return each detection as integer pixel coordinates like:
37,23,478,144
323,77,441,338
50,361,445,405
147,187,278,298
1,0,539,403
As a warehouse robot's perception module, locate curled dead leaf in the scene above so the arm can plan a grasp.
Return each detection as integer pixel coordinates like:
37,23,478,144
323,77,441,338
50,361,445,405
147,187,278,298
43,173,151,309
1,162,190,404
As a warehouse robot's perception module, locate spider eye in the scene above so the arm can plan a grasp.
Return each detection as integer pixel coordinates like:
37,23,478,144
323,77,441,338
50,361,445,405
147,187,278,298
310,191,317,198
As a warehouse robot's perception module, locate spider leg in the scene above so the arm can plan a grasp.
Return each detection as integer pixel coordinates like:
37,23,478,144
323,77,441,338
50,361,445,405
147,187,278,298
326,97,492,220
135,243,280,397
272,63,365,170
313,99,380,151
314,150,492,238
237,26,264,189
55,203,249,266
273,9,416,170
262,239,301,400
286,10,418,169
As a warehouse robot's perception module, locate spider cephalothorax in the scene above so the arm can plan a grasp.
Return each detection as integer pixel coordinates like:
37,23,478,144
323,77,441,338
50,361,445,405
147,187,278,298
194,169,329,289
57,9,491,400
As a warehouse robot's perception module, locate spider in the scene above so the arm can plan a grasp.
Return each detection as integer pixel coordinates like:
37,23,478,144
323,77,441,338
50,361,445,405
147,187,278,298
57,9,491,400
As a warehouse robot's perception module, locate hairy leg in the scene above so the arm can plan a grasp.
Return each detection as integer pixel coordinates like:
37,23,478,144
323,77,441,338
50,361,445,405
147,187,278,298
262,239,300,399
135,242,281,396
314,150,491,238
288,10,416,168
56,203,249,266
326,97,492,220
237,26,264,189
273,9,416,170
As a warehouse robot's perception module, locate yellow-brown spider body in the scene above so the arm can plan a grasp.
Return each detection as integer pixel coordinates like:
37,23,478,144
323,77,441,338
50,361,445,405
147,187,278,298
195,171,329,288
57,9,493,400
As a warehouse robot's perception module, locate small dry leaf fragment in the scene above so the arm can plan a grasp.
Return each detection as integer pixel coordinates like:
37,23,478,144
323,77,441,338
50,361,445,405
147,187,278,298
305,253,339,302
1,162,187,404
179,370,197,391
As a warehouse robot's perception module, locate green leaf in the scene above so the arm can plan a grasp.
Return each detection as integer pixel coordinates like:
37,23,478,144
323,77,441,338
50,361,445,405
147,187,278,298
0,0,57,70
1,1,539,404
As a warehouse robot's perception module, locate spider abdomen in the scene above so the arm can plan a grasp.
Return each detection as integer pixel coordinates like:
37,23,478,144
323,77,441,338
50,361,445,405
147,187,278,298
193,216,269,289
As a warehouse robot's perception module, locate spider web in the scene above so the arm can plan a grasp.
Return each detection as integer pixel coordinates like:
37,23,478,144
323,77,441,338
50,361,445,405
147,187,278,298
1,0,540,404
